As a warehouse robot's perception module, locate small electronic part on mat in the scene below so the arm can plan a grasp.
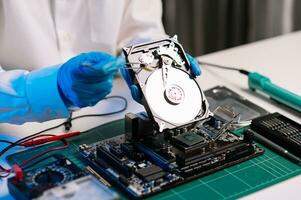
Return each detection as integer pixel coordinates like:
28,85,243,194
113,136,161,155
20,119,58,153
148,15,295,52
7,155,117,200
78,36,264,199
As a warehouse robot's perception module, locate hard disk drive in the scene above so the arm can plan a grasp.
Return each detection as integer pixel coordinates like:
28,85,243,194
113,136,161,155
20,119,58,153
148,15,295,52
78,36,263,199
123,36,211,132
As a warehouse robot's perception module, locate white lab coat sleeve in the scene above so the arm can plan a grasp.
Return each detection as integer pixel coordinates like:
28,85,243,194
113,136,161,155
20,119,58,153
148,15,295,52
117,0,167,51
0,65,69,124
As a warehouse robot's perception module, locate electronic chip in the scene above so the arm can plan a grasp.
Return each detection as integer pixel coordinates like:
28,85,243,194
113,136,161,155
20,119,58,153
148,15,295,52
135,165,166,182
173,132,205,147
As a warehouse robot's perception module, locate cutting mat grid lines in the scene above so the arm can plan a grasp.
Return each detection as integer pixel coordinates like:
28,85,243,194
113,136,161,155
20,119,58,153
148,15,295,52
6,119,301,200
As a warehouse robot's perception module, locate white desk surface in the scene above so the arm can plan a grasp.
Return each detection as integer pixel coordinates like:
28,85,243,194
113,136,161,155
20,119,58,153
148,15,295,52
0,31,300,199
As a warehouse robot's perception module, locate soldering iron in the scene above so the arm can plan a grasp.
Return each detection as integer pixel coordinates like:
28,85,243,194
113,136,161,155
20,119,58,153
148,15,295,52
198,61,301,112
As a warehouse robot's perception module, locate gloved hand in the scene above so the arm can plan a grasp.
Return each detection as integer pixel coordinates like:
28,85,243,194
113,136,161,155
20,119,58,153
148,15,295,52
186,53,201,76
120,53,201,103
58,52,125,108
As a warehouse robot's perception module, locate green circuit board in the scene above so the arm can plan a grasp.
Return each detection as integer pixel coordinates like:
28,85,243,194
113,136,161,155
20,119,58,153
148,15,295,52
6,119,301,200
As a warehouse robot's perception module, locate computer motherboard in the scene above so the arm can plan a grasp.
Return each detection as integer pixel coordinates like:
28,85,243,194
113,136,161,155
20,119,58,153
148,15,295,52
78,113,263,199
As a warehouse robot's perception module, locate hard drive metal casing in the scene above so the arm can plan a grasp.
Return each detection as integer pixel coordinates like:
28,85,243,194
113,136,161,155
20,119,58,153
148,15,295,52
204,86,269,123
123,36,211,132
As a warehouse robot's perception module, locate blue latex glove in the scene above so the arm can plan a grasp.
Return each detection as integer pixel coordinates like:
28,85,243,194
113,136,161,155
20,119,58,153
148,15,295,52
58,52,125,108
186,53,202,76
120,53,201,103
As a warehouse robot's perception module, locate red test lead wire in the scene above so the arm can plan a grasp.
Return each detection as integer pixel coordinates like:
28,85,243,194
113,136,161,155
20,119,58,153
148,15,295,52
0,132,79,179
21,132,81,147
19,139,69,168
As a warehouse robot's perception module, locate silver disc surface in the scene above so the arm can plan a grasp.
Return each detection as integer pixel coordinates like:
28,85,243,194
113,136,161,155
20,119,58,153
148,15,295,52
145,67,203,124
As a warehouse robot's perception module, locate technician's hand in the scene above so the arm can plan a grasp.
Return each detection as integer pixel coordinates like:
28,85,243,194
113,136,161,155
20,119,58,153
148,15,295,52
120,53,201,103
58,52,125,108
186,53,201,76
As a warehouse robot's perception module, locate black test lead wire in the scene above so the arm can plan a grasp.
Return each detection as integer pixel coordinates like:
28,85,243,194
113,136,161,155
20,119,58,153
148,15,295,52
197,60,250,75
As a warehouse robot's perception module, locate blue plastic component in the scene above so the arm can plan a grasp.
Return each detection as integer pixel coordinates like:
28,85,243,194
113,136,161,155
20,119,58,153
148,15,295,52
135,143,171,170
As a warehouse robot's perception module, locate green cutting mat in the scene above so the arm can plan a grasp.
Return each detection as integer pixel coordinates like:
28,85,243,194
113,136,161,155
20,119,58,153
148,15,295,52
6,119,301,200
